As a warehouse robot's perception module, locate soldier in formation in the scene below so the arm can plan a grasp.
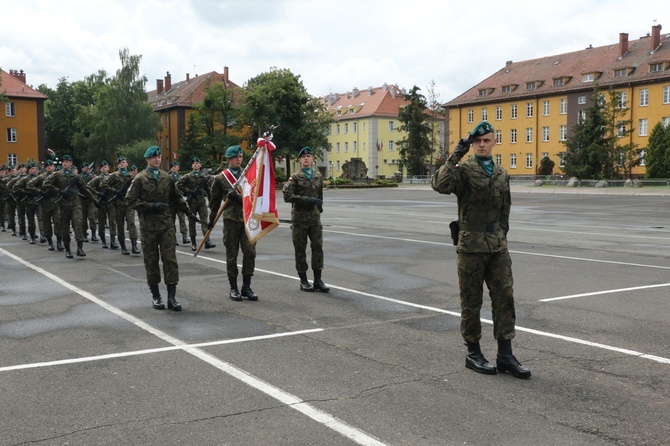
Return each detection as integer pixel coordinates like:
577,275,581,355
177,156,215,251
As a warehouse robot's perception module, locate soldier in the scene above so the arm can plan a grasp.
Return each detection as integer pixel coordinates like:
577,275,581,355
88,161,118,249
177,156,215,251
104,156,140,255
282,146,329,293
169,161,190,245
126,145,190,311
28,160,59,250
4,166,19,235
79,162,98,242
431,121,531,379
208,145,258,301
10,163,28,240
43,154,100,258
15,162,40,243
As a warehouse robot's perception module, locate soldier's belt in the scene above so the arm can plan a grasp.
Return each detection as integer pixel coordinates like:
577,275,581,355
460,222,500,232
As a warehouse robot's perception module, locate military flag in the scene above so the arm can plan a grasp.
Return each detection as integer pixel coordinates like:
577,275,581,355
240,137,279,243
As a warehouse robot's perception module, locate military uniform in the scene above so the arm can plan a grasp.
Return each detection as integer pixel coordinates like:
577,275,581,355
88,162,118,249
432,121,530,379
28,166,60,250
104,157,139,254
169,161,190,244
176,157,213,250
15,163,40,243
4,168,19,235
282,146,329,292
126,145,190,311
79,164,98,242
9,166,28,239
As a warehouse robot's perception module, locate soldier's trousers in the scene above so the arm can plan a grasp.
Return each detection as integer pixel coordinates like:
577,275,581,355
5,200,16,231
457,250,516,343
223,219,256,278
187,200,208,238
25,203,37,238
141,227,178,285
98,204,116,238
290,221,323,273
59,204,84,244
114,204,137,240
82,200,97,236
42,205,60,240
0,200,5,226
173,209,188,235
16,202,26,235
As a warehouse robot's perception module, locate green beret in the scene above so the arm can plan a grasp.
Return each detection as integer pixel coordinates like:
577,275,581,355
100,160,109,166
45,160,54,165
62,155,73,161
0,165,7,171
225,145,242,158
117,155,126,164
130,165,137,170
28,161,37,168
191,156,201,163
55,165,63,171
143,146,161,158
298,146,313,157
170,161,179,166
470,121,495,138
18,163,26,168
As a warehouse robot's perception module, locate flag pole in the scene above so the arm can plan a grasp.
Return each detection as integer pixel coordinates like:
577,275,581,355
193,144,264,257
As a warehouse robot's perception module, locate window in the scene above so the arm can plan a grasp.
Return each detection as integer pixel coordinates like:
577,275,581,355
559,125,567,141
639,150,646,166
353,141,357,152
614,68,628,78
553,78,564,87
639,119,648,136
495,130,502,144
526,102,533,118
560,99,567,114
578,96,586,104
349,108,355,114
526,82,536,90
495,106,502,120
5,102,16,117
344,123,349,134
6,128,17,142
582,73,595,82
478,88,491,96
336,124,340,134
328,125,332,135
619,92,628,108
502,85,511,93
345,142,349,152
468,109,474,123
388,121,395,131
663,86,670,104
542,100,550,116
542,152,549,159
481,107,488,121
336,160,340,171
617,123,626,137
7,153,17,166
578,110,586,122
511,104,518,119
525,128,533,143
353,122,357,132
542,126,550,142
510,129,517,144
526,153,533,168
495,154,501,165
165,114,169,128
336,142,340,153
650,63,664,73
510,153,517,168
640,88,649,106
388,140,395,151
664,117,670,127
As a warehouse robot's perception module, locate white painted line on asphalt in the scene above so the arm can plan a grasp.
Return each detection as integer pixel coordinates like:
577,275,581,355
0,248,389,446
540,282,670,302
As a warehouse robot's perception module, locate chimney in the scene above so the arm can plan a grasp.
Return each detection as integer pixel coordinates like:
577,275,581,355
164,71,172,91
651,24,662,52
186,73,190,82
223,66,229,85
156,79,164,94
10,69,26,84
619,33,629,57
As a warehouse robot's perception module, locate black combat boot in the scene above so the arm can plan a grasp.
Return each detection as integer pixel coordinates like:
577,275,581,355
65,243,73,259
496,339,531,379
205,237,216,249
83,231,89,242
241,275,258,301
313,269,330,293
100,233,108,248
76,241,86,257
47,238,54,251
298,272,314,292
109,235,119,250
29,232,36,244
56,237,64,251
150,284,164,310
119,238,129,255
166,284,182,311
22,233,28,241
91,232,99,242
465,341,497,375
182,233,190,244
131,238,140,254
191,236,197,252
39,232,46,243
229,277,242,301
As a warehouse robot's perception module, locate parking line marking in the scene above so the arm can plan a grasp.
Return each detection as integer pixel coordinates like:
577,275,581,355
540,282,670,302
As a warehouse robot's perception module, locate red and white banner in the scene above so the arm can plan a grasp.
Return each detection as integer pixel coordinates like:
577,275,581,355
240,138,280,242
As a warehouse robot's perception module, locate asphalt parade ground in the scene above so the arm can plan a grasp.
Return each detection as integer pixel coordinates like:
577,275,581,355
1,185,669,445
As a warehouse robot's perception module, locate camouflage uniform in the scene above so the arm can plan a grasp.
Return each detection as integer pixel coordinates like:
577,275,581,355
104,168,138,253
9,171,28,238
4,171,19,235
89,171,117,248
0,169,9,231
176,170,210,244
15,170,40,242
79,167,98,241
28,170,61,250
169,168,190,243
431,148,515,344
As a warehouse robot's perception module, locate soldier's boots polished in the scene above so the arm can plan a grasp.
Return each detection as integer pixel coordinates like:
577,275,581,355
39,232,47,243
83,232,89,242
182,233,190,244
119,238,130,255
47,238,55,251
496,339,531,379
56,237,64,251
298,272,314,292
191,236,197,252
465,342,497,375
229,277,242,301
131,238,141,254
65,243,73,259
100,233,108,248
109,236,119,250
149,284,164,310
166,284,182,311
76,241,86,257
91,233,99,242
22,234,28,241
205,238,216,249
29,234,36,245
313,269,330,293
241,275,258,301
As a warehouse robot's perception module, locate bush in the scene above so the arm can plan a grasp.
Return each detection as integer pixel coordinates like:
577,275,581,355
331,177,353,185
373,178,397,186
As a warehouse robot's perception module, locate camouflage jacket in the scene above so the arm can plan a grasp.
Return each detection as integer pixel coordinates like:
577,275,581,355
126,168,189,232
282,169,323,223
43,169,97,207
431,157,510,253
103,170,133,206
210,169,243,223
176,171,211,204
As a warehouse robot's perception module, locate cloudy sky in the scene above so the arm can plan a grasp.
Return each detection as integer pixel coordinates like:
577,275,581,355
1,0,667,103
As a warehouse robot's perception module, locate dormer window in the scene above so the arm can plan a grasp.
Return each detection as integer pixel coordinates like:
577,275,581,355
649,62,668,73
614,68,628,78
553,76,571,87
526,82,537,90
501,84,518,93
478,88,494,96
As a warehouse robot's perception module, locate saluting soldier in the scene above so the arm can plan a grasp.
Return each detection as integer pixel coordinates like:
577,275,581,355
43,154,100,258
104,156,139,255
177,156,215,251
169,160,190,245
282,146,329,293
126,145,190,311
208,145,258,301
431,121,531,379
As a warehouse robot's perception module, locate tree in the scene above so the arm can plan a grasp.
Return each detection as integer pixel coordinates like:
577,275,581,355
644,122,670,178
178,113,204,167
600,88,637,179
240,67,331,177
425,80,444,175
398,85,432,176
538,156,555,175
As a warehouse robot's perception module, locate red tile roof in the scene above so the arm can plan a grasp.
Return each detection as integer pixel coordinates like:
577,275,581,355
323,84,411,119
147,70,243,110
0,69,48,100
447,29,670,106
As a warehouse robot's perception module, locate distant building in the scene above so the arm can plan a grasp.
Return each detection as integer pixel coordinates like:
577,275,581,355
0,69,48,166
444,23,670,178
323,83,446,180
146,67,247,169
